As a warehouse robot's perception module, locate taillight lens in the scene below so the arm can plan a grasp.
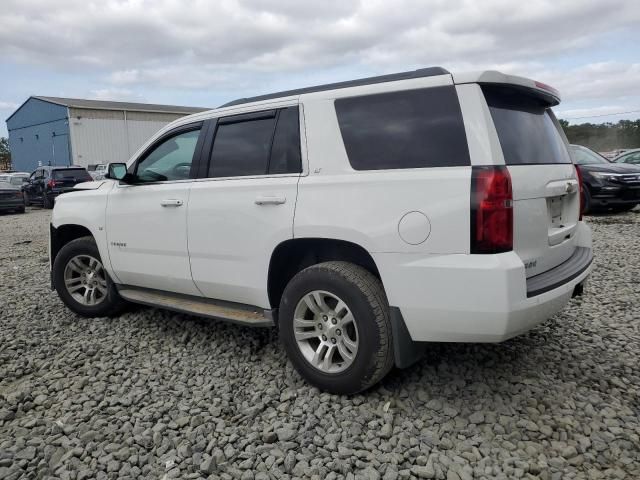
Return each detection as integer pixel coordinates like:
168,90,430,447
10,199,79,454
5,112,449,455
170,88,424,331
47,179,57,189
15,191,23,198
470,166,513,254
574,164,584,221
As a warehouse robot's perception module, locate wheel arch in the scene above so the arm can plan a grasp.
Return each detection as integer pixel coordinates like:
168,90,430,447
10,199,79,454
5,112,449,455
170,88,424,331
50,223,95,268
267,237,381,310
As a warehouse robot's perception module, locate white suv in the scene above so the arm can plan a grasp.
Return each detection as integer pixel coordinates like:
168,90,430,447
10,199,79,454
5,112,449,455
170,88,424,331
50,67,593,394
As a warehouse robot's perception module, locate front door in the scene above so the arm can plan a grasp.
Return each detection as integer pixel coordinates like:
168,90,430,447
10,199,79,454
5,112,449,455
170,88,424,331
188,106,304,308
106,123,205,295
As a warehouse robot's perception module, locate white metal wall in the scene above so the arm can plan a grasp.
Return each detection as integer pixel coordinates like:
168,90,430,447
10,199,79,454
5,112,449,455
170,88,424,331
68,108,186,167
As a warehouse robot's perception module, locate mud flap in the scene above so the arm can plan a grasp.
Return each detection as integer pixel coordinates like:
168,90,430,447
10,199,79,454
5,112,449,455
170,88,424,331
390,307,425,369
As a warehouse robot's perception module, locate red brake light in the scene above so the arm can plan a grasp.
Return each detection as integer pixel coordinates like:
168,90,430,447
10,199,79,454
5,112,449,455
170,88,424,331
574,164,584,221
47,179,57,189
470,166,513,254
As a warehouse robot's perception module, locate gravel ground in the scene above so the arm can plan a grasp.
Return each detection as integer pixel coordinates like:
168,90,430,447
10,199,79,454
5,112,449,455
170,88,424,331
0,207,639,480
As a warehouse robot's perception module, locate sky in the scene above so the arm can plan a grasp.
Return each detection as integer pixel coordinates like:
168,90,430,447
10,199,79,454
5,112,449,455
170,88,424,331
1,0,640,137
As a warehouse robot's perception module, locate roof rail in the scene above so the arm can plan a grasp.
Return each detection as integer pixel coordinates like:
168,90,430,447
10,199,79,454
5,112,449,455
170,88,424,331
219,66,450,108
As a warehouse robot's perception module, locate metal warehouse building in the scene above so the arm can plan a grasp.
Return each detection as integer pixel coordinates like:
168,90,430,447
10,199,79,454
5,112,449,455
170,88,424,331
6,97,208,172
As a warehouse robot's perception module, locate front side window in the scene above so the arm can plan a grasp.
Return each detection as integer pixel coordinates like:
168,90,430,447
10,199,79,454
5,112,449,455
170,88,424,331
207,107,302,178
135,128,201,183
335,87,470,170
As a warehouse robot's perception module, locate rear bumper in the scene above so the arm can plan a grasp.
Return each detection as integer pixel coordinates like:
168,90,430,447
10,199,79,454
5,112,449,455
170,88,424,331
375,222,593,343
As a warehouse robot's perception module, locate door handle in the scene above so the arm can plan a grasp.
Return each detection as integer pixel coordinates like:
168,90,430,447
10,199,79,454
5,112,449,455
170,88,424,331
160,199,184,207
254,196,286,205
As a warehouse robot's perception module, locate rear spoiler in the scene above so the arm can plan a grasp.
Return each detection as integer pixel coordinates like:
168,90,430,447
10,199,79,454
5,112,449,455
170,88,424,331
453,70,561,106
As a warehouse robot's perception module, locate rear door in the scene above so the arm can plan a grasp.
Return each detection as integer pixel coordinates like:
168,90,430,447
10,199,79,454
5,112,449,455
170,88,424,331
187,105,303,308
482,85,579,277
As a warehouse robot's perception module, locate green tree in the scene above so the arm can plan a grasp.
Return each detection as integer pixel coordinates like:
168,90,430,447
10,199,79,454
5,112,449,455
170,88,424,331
0,137,11,170
558,119,640,151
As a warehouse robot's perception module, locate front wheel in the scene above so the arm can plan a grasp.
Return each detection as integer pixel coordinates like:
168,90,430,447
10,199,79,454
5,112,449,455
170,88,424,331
52,236,127,317
279,261,394,394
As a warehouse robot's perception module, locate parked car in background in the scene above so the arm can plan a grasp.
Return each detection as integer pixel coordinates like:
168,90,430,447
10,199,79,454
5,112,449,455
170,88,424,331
23,166,92,209
88,164,108,180
7,172,30,185
50,68,593,393
614,148,640,165
570,144,640,213
0,181,25,213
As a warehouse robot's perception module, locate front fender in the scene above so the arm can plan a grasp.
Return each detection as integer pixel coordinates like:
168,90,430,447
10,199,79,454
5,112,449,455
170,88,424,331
51,182,118,282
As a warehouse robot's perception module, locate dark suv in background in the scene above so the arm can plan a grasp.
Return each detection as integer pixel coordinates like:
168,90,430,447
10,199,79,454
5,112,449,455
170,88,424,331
570,144,640,213
23,166,92,209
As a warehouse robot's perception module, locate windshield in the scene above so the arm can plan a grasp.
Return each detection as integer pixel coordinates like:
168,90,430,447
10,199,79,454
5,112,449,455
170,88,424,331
570,146,609,165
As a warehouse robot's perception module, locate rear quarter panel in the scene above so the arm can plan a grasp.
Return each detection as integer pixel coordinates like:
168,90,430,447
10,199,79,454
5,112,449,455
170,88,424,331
295,87,471,255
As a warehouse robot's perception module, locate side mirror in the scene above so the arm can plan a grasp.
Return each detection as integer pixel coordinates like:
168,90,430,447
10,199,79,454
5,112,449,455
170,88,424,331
106,163,129,182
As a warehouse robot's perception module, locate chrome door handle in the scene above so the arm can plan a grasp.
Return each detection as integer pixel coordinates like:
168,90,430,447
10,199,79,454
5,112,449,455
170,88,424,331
160,199,183,207
255,196,286,205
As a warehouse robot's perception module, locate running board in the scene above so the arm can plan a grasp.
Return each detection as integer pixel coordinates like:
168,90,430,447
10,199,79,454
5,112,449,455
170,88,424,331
117,287,274,327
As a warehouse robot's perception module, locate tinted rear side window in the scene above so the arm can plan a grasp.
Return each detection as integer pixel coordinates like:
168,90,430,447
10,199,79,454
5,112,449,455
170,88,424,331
483,85,571,165
269,107,302,174
335,86,470,170
53,169,92,181
208,107,302,177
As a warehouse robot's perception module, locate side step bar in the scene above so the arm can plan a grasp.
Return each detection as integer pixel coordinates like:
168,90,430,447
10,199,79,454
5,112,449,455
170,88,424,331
117,286,274,327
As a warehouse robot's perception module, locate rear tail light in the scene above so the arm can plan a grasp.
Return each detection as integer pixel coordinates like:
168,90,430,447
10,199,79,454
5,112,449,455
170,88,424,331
470,166,513,254
15,191,23,198
47,179,57,189
574,164,584,221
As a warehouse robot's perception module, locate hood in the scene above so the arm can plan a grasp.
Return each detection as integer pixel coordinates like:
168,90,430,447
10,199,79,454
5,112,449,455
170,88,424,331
73,180,108,190
578,163,640,174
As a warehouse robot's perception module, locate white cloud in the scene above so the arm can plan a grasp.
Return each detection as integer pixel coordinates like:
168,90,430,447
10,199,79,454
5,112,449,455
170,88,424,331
0,101,19,110
2,0,639,85
1,0,639,127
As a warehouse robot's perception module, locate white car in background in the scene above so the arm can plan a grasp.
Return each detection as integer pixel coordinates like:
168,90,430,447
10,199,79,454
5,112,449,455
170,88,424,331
49,67,593,394
87,164,108,180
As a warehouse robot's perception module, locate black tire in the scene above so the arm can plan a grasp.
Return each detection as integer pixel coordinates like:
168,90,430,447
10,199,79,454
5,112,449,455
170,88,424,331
52,236,127,317
43,193,54,209
17,205,25,214
23,192,31,206
279,261,394,394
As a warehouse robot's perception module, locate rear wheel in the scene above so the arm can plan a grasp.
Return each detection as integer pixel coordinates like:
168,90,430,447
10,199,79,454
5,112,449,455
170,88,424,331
279,261,393,394
43,193,54,209
53,236,127,317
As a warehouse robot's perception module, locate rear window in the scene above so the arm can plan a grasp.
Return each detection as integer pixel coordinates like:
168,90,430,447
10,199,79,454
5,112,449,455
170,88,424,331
335,86,470,170
483,85,571,165
53,169,92,181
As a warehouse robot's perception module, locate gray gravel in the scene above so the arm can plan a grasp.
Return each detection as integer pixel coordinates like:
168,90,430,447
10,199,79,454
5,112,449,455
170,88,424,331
1,206,639,480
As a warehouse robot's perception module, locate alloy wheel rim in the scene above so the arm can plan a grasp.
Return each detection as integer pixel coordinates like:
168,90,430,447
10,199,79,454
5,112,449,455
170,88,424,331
293,290,359,373
63,255,108,306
